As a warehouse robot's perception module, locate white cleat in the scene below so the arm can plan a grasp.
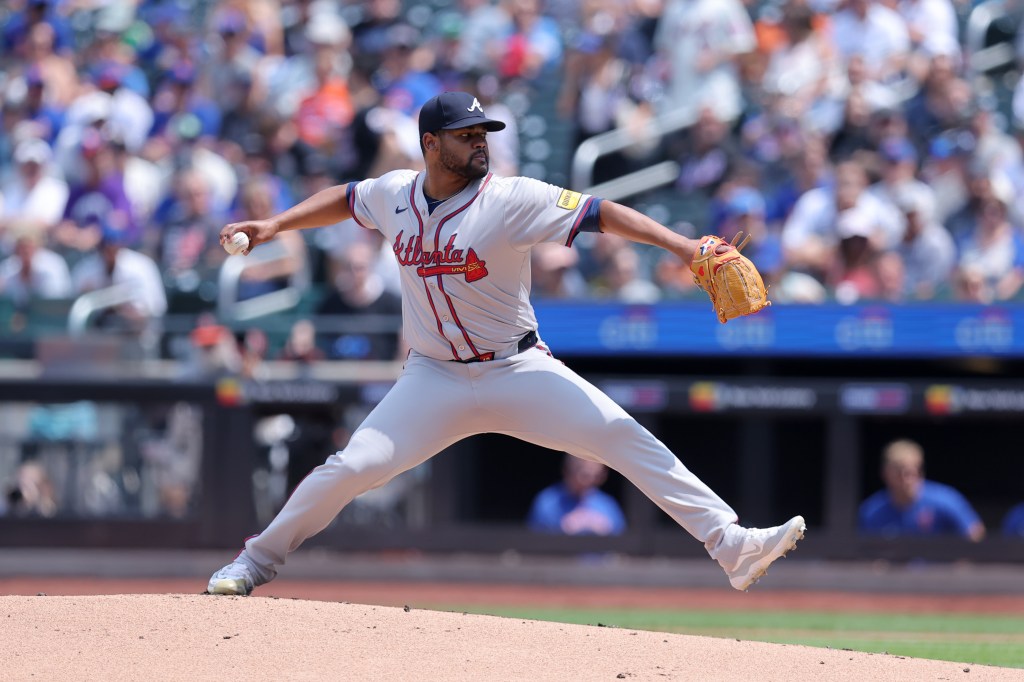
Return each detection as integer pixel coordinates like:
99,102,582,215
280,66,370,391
726,515,806,591
207,561,255,596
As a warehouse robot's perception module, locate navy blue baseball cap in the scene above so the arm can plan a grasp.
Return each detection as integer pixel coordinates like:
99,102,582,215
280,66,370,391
418,92,506,137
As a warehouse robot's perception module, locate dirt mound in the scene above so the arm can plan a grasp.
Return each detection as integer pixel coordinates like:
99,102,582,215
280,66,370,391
1,595,1014,681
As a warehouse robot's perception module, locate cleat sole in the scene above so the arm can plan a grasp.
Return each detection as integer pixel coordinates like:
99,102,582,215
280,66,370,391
209,578,251,596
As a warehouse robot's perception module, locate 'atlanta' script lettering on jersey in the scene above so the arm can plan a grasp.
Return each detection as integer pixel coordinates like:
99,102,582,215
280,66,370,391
393,231,489,282
393,231,463,266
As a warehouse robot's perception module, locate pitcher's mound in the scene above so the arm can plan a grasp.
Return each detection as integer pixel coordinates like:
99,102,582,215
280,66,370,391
1,595,1014,681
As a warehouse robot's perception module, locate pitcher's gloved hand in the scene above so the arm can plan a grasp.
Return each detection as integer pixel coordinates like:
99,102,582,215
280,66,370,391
690,232,770,324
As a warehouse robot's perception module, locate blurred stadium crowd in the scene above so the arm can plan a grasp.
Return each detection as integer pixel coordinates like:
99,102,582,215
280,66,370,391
2,0,1024,364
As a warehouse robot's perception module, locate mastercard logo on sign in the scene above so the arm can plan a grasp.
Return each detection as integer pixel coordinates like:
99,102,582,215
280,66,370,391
924,385,954,415
216,377,244,407
689,382,718,412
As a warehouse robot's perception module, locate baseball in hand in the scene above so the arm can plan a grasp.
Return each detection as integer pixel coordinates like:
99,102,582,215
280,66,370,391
224,232,249,255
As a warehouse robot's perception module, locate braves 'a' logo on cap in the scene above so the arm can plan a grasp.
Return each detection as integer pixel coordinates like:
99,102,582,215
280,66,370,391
467,97,484,113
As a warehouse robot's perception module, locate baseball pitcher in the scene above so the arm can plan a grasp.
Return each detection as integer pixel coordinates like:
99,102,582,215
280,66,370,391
208,92,802,596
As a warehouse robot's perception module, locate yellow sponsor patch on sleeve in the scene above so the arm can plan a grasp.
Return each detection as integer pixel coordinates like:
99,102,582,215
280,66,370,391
556,189,582,211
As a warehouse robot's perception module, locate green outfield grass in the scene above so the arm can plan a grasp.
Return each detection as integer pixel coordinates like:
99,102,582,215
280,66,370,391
450,607,1024,669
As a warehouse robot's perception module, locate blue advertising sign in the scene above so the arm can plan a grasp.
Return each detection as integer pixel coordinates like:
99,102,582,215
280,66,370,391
533,302,1023,358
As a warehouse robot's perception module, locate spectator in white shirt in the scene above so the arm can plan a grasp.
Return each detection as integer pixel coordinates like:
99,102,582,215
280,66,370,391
454,0,513,75
893,183,956,300
89,62,154,155
866,136,933,247
968,103,1023,194
954,192,1024,303
830,0,911,83
0,224,72,307
71,222,167,331
762,4,844,122
892,0,960,79
0,138,69,251
782,158,897,282
653,0,756,123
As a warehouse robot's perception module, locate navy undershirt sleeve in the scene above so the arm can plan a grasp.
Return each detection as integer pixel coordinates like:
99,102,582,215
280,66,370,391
566,197,604,248
579,197,603,233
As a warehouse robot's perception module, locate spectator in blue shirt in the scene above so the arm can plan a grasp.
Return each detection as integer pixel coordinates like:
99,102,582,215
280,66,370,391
859,439,985,541
528,454,626,536
3,0,74,57
1002,504,1024,538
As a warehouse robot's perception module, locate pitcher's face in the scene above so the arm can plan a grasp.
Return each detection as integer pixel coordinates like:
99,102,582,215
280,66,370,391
438,125,490,180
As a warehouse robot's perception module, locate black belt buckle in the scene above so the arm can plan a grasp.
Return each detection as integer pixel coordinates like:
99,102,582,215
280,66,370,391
517,330,539,353
455,331,537,363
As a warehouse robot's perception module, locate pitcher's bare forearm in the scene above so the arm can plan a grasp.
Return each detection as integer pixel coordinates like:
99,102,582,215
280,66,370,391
598,200,698,263
221,184,353,252
271,184,353,233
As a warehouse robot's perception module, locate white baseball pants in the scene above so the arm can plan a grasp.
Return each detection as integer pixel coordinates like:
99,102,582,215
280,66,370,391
241,345,741,582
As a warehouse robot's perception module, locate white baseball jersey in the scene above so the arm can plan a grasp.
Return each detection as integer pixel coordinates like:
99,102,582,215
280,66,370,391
347,170,596,360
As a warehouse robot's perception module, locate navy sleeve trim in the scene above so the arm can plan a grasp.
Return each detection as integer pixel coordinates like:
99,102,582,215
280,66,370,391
566,197,602,248
346,182,371,230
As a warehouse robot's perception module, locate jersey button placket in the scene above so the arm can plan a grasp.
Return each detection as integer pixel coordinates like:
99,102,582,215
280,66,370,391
422,273,452,351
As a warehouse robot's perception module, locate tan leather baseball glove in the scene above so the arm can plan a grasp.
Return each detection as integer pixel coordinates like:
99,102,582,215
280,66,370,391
690,232,770,324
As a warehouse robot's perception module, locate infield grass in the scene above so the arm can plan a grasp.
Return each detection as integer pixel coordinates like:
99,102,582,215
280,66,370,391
451,607,1024,669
